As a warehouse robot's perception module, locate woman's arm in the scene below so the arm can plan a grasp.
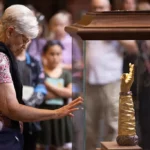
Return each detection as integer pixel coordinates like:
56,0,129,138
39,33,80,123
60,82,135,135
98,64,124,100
45,82,72,98
0,83,82,122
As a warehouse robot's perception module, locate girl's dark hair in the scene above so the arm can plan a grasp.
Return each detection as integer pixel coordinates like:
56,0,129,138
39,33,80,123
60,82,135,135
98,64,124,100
43,40,64,54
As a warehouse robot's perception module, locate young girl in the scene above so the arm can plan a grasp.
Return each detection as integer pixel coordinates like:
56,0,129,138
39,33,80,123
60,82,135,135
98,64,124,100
48,11,82,71
39,40,72,150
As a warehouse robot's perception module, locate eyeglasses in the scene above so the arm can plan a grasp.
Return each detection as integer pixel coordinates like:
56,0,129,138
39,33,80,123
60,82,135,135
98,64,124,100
11,26,31,44
20,34,30,44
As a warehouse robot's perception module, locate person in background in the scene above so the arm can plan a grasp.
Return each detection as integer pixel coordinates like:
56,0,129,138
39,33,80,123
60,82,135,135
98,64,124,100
48,11,82,71
39,40,72,150
86,1,138,150
137,1,150,10
137,39,150,150
27,5,47,65
123,1,150,148
121,0,136,11
16,46,46,150
0,4,83,150
135,1,150,149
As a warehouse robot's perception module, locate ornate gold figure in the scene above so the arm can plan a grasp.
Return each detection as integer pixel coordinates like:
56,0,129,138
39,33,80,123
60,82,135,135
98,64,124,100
117,63,138,146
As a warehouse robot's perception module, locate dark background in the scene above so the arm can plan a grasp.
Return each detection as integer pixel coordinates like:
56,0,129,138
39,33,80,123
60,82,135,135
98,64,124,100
4,0,150,21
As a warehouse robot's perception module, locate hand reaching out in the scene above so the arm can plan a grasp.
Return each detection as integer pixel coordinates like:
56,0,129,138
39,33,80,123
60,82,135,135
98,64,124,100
121,63,134,93
54,97,83,119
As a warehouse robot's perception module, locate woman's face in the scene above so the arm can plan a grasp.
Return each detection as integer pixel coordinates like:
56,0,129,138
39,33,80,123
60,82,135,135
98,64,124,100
6,27,31,56
44,45,62,68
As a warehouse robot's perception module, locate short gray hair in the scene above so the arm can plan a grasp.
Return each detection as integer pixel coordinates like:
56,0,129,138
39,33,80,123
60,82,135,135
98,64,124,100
0,4,39,39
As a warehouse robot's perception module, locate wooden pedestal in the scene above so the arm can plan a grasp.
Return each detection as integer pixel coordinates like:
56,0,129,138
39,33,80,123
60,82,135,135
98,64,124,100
101,142,142,150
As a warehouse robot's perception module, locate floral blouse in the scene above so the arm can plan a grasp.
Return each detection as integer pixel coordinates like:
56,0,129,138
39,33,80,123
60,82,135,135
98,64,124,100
0,52,12,83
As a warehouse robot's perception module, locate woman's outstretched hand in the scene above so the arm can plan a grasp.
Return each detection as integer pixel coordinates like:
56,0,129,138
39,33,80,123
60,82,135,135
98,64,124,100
54,97,83,119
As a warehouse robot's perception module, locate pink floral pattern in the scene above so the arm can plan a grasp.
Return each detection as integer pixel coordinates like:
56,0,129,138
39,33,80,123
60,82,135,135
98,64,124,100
0,52,12,83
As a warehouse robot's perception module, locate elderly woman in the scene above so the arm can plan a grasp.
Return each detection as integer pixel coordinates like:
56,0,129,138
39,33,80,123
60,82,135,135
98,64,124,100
0,4,82,150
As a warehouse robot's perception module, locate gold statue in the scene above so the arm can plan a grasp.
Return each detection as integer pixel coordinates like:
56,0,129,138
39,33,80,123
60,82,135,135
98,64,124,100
116,63,138,146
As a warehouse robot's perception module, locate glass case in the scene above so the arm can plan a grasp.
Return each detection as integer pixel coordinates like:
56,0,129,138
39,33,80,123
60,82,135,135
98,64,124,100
65,11,150,150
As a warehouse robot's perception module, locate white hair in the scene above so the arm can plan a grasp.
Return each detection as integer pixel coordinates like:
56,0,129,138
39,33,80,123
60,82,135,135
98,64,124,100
0,4,39,39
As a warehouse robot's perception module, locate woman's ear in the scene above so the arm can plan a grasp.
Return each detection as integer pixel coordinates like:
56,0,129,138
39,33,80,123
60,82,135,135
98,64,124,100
6,27,14,39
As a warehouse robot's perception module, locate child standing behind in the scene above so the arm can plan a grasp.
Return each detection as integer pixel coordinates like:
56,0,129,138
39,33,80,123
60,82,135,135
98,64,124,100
48,11,82,71
39,40,72,150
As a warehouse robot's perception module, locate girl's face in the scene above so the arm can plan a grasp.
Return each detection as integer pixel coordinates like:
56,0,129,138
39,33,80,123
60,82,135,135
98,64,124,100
44,45,62,68
50,18,70,38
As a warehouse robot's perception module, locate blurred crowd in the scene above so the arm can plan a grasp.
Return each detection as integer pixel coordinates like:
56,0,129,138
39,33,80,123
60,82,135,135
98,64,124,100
1,0,150,150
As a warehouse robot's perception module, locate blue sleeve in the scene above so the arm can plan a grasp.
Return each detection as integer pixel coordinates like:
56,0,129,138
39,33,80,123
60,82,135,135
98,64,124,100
34,84,47,95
